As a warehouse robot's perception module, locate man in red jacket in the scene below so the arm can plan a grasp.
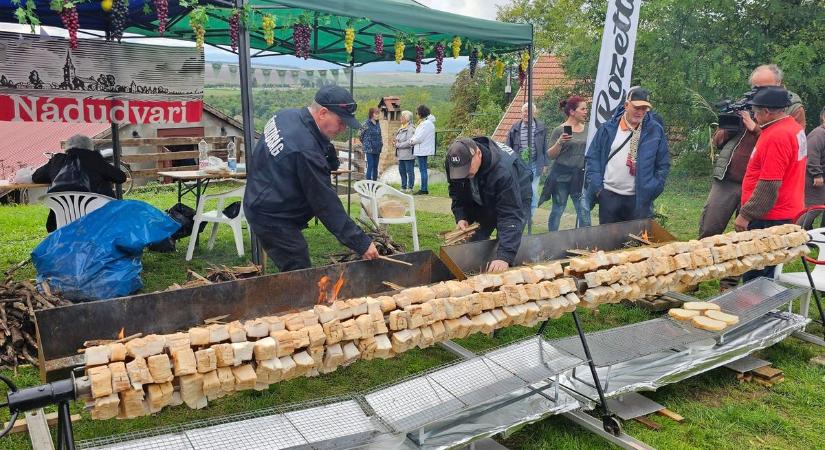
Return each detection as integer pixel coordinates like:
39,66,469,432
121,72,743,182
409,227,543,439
735,86,807,282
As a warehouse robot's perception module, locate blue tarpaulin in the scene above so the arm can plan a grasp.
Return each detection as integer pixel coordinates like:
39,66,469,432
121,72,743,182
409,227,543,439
31,199,180,301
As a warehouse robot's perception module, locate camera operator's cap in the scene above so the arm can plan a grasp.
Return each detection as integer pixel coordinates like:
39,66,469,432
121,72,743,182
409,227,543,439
626,86,652,108
447,138,476,179
747,86,791,108
315,85,360,129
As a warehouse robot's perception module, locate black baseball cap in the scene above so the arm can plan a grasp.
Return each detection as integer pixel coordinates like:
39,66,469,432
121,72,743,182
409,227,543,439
315,85,360,129
447,138,476,179
747,86,791,108
626,86,652,108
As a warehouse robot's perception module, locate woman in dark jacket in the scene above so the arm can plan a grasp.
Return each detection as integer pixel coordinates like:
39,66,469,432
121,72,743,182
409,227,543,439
32,134,126,232
360,107,383,181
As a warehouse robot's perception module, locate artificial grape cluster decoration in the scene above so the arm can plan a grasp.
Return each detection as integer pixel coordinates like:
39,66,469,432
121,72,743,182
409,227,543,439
495,59,505,79
450,36,461,59
262,14,276,47
468,47,478,78
344,26,355,55
518,64,526,87
394,38,405,64
101,0,113,12
110,0,129,42
153,0,168,35
292,22,312,59
59,3,80,50
189,7,207,50
374,33,384,56
229,9,241,52
520,51,530,72
434,41,445,74
414,43,424,73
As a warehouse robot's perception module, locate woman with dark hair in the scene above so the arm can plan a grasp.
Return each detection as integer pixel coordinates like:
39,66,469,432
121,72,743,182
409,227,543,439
409,104,436,194
541,95,590,230
360,107,383,181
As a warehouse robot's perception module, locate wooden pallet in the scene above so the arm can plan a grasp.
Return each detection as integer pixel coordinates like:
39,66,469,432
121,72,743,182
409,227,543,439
735,364,785,387
633,407,685,430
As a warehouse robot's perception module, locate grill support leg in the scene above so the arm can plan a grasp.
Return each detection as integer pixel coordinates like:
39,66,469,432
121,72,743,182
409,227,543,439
800,257,825,340
571,310,621,436
56,401,75,450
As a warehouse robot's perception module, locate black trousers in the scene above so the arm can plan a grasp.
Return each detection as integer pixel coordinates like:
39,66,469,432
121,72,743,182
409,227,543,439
742,218,793,282
598,189,650,224
250,221,311,272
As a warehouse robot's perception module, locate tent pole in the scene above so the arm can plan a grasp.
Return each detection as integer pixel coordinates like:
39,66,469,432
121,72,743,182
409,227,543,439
236,0,261,266
526,43,534,235
347,59,355,215
111,124,123,199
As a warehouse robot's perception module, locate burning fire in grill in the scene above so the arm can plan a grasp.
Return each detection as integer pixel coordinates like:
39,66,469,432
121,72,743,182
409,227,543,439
317,274,346,304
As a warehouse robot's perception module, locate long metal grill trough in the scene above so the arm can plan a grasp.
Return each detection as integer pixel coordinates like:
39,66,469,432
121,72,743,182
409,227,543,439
551,318,715,367
79,397,384,450
35,250,455,381
364,336,583,432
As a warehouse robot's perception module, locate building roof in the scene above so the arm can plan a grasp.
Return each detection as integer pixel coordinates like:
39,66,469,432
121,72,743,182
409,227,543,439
0,122,111,175
492,54,570,142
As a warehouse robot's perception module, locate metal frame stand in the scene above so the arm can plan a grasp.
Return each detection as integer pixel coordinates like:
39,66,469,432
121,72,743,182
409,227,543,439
800,257,825,340
55,400,76,450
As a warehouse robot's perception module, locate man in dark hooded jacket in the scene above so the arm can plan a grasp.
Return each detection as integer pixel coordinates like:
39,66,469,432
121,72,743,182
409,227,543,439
446,137,532,272
584,87,670,224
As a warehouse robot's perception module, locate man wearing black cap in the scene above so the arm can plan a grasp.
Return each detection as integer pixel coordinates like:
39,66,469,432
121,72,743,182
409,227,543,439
446,137,532,273
243,85,379,272
584,86,670,224
735,86,807,281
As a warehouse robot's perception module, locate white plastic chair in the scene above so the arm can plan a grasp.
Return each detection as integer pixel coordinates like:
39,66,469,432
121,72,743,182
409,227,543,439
186,186,246,261
353,180,419,251
41,191,114,229
774,227,825,318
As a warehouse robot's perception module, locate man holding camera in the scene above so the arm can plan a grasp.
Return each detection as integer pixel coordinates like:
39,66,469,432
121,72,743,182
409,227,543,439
699,65,805,238
734,86,807,281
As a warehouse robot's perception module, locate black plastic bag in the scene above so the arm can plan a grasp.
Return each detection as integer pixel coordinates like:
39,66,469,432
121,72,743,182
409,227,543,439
147,237,176,252
48,155,91,193
222,201,241,219
167,202,204,240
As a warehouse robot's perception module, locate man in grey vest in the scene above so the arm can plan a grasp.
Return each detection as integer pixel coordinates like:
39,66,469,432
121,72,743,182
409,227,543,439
697,64,805,289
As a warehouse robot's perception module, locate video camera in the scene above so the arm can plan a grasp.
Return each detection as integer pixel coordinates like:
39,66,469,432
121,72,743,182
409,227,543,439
715,88,758,131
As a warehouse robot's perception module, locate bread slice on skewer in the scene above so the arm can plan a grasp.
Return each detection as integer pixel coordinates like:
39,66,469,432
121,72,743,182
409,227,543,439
668,308,700,321
682,301,721,311
704,310,739,325
690,315,727,331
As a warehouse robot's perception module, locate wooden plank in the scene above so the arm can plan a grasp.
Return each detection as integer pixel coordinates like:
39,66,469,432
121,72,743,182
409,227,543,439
122,151,200,163
656,408,684,423
6,411,81,435
84,136,243,147
131,165,200,178
752,366,783,380
634,416,661,431
25,409,55,450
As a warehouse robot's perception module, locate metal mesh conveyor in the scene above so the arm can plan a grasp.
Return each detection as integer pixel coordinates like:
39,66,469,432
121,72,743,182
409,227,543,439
551,318,715,367
364,336,583,432
79,398,384,450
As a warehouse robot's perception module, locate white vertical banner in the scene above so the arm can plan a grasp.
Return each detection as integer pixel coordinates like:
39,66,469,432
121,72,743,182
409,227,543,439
586,0,642,148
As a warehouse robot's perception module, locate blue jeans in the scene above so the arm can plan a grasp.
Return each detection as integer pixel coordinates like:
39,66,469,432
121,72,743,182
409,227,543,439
398,159,415,189
530,163,541,215
417,156,429,192
548,180,589,231
365,153,379,181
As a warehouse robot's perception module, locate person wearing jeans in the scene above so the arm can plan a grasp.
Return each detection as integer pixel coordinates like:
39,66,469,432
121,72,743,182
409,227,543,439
394,110,416,191
410,105,436,194
542,96,589,230
506,102,548,218
360,107,382,181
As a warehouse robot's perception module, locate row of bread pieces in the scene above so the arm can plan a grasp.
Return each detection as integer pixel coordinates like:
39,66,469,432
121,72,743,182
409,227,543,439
83,263,578,419
577,225,810,307
668,301,740,332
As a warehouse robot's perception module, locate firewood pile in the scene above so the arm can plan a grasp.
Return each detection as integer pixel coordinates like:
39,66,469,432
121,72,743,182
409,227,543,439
439,222,480,245
0,278,72,371
167,265,262,290
329,218,405,263
79,224,810,420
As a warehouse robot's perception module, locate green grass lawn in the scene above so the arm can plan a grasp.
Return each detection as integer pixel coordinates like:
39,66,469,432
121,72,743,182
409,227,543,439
1,153,823,449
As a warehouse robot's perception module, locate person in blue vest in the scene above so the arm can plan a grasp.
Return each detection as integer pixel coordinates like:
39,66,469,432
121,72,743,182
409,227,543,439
583,87,670,224
446,137,532,273
243,86,379,272
359,107,383,181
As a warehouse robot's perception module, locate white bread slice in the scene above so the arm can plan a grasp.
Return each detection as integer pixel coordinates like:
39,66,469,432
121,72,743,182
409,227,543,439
704,310,739,325
690,315,727,331
668,308,700,321
682,301,721,311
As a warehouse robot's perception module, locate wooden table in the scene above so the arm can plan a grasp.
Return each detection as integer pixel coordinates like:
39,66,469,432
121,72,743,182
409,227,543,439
156,170,246,206
0,181,50,203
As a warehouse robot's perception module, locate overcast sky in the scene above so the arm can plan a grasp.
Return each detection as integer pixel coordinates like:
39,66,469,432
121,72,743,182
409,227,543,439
417,0,510,20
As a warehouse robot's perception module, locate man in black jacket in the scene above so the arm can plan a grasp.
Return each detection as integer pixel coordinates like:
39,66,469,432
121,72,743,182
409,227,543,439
243,85,379,272
446,137,532,272
506,103,547,217
32,134,126,232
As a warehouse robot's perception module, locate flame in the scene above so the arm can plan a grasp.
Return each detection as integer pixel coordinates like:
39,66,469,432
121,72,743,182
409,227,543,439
331,274,346,302
117,327,125,340
641,229,650,242
317,276,331,304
